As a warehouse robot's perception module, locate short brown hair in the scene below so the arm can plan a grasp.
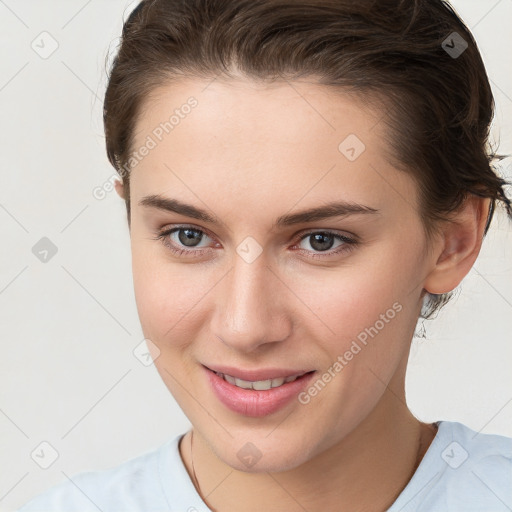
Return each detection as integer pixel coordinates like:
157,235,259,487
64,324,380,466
103,0,511,319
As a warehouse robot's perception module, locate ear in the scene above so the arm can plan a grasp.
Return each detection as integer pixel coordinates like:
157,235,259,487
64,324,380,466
114,179,125,199
423,196,491,294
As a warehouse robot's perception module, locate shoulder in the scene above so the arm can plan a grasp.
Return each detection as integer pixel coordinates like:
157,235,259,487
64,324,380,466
17,436,180,512
436,421,512,504
439,420,512,479
389,420,512,512
447,420,512,461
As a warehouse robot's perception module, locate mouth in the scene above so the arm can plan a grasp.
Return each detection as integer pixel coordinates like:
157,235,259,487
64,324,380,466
203,365,316,417
212,370,309,390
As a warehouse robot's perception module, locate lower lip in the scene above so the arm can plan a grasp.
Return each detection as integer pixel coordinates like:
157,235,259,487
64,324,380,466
205,367,316,417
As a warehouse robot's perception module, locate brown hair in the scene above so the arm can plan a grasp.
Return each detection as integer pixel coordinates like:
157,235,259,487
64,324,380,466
103,0,511,319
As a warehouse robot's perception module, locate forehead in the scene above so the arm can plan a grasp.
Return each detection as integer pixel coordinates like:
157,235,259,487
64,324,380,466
129,77,418,220
133,77,384,159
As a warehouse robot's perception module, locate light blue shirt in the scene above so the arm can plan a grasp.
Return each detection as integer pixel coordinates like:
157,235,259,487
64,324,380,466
17,421,512,511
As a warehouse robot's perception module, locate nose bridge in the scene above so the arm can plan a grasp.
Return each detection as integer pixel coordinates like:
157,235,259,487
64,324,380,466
212,251,289,352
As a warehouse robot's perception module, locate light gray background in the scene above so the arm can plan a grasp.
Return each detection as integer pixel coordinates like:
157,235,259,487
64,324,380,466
0,0,511,510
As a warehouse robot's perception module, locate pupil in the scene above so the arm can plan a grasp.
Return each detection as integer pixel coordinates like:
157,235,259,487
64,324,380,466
310,233,334,251
179,228,202,247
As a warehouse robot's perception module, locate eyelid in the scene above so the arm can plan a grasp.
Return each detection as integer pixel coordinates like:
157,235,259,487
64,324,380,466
158,225,357,245
296,228,358,243
154,224,359,259
151,224,217,259
159,223,216,241
292,230,358,258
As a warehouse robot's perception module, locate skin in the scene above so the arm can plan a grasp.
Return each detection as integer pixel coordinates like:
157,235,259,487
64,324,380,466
115,77,489,511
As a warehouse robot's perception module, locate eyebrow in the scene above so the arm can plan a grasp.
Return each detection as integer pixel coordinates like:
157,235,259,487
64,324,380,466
139,194,380,228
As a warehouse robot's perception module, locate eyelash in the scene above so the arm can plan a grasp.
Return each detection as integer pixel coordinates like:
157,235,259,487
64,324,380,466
152,224,358,260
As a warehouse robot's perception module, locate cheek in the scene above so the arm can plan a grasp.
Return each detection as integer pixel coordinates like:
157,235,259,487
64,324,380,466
298,258,412,337
295,243,422,373
293,259,419,429
130,239,206,347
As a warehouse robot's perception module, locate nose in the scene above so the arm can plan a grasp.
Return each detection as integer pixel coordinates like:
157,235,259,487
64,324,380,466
210,251,292,354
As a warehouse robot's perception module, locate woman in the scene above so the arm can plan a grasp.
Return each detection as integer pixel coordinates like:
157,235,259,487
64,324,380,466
19,0,512,510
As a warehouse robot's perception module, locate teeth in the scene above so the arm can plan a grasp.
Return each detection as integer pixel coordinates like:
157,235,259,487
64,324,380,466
252,379,273,390
234,378,254,389
223,374,236,385
217,372,303,390
271,377,285,388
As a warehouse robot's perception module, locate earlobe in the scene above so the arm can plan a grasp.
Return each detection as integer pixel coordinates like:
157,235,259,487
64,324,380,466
423,196,491,294
114,179,125,199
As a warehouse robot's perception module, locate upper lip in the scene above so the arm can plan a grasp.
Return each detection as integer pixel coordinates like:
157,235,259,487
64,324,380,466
204,364,314,381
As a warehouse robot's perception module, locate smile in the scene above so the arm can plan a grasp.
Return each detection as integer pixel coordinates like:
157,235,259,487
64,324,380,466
205,366,316,417
213,371,306,390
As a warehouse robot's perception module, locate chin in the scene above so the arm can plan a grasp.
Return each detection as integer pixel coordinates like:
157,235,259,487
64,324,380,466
210,434,316,474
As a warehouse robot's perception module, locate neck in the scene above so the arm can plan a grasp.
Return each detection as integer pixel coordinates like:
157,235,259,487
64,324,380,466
179,387,438,512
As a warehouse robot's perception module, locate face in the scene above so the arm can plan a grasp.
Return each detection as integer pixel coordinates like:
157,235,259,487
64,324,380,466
127,78,434,472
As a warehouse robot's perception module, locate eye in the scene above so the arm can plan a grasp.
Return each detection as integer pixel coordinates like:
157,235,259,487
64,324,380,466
152,226,357,261
153,225,215,257
294,231,357,259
